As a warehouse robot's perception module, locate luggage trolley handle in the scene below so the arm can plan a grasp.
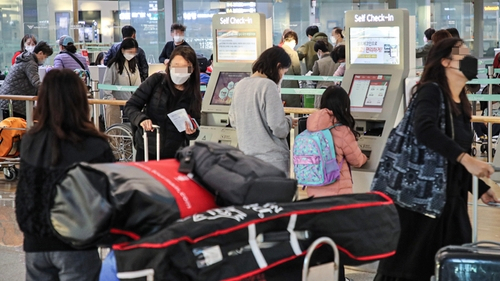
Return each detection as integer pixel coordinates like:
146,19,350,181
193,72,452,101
143,125,160,162
302,237,339,281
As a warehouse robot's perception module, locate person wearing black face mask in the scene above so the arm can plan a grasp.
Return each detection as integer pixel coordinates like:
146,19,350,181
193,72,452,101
374,38,500,281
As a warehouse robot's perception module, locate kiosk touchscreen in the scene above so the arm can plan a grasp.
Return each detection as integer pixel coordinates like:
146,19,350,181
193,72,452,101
199,13,271,146
198,68,251,146
342,9,410,193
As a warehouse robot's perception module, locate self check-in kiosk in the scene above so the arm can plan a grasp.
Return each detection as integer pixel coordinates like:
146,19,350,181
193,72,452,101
342,9,410,193
198,13,272,145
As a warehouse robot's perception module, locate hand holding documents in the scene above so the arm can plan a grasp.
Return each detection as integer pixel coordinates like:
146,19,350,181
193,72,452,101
168,108,198,132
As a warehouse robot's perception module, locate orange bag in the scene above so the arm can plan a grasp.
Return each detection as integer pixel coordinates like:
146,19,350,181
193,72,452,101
0,117,27,157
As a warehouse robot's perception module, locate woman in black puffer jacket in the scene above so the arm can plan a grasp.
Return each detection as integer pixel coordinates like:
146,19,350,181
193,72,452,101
125,46,201,161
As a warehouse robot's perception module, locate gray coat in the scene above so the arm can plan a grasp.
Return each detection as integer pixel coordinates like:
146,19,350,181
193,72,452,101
312,54,340,108
416,41,433,65
0,52,41,116
281,44,301,107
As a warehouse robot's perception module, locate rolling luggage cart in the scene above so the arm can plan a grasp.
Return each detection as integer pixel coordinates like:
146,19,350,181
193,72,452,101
0,115,27,181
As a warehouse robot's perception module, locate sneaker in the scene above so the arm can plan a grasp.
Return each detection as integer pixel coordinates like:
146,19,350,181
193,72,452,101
345,278,353,281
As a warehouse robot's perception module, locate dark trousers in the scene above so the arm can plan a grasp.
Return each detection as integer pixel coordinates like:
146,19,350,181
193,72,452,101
473,122,500,137
25,250,101,281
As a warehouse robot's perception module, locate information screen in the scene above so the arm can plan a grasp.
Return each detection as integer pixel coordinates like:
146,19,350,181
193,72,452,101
210,72,251,106
350,27,400,65
216,29,257,63
349,74,391,113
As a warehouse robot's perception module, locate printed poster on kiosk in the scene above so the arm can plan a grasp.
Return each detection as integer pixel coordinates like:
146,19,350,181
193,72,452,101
350,27,400,65
216,30,258,63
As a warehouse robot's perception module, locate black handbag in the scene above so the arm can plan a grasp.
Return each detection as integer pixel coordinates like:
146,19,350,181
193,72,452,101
371,83,452,218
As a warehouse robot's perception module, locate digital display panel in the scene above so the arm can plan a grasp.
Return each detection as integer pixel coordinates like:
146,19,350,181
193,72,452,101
350,27,400,65
216,29,257,63
210,72,251,106
349,74,391,113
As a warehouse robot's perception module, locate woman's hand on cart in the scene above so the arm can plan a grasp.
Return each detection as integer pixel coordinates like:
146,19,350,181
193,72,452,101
140,119,154,132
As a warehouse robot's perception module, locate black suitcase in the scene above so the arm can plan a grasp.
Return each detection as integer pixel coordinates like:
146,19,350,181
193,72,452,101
433,175,500,280
298,116,308,134
434,241,500,281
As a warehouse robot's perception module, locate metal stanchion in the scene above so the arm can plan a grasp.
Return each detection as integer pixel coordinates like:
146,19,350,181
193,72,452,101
25,100,34,128
488,66,494,163
91,80,100,129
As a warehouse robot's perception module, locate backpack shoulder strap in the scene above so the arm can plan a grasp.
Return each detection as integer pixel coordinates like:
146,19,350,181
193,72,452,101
321,127,336,159
63,51,86,70
326,123,343,130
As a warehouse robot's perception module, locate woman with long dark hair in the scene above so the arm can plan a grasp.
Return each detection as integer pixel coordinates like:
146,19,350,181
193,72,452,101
125,45,201,160
374,37,499,281
15,69,115,281
229,46,298,175
103,37,141,128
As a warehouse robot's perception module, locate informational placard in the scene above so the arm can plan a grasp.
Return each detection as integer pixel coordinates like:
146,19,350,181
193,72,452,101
350,27,400,65
210,72,251,105
349,74,391,113
216,30,257,62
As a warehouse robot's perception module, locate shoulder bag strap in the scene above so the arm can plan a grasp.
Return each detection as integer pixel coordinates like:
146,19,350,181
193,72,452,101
63,51,86,70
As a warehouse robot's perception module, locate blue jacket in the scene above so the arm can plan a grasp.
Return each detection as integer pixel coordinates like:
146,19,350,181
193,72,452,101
104,42,149,82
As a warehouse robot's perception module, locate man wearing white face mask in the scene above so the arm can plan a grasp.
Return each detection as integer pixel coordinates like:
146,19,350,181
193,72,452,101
103,38,141,128
280,30,301,107
159,23,191,65
416,28,435,65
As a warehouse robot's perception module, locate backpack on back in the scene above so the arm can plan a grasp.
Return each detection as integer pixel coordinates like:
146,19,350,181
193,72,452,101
293,125,341,186
0,117,26,157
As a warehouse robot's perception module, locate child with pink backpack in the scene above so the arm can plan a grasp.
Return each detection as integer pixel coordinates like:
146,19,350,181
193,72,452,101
294,85,367,197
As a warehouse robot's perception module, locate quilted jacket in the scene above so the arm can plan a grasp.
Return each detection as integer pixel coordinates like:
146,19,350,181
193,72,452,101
0,52,41,116
305,109,367,196
52,51,89,72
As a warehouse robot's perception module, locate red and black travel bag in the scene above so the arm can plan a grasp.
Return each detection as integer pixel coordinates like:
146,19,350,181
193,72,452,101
113,192,400,281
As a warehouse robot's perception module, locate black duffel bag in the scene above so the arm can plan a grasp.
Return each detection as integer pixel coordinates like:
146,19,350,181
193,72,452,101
114,192,401,281
176,141,297,206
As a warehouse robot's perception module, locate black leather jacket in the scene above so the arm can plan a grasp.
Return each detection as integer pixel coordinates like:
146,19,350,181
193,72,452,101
124,73,201,158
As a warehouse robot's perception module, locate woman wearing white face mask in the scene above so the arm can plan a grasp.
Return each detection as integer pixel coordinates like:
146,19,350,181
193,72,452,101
12,34,37,65
280,30,302,107
159,23,191,65
103,38,141,128
125,46,201,161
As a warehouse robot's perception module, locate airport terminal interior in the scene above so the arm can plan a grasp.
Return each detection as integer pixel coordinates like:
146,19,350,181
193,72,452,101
2,0,500,280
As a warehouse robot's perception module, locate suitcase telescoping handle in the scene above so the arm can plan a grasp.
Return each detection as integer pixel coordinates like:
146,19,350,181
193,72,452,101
302,237,339,281
143,125,160,162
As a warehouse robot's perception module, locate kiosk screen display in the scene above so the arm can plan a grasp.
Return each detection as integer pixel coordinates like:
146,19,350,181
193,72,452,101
216,29,258,63
210,72,250,106
349,74,391,113
350,27,400,65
